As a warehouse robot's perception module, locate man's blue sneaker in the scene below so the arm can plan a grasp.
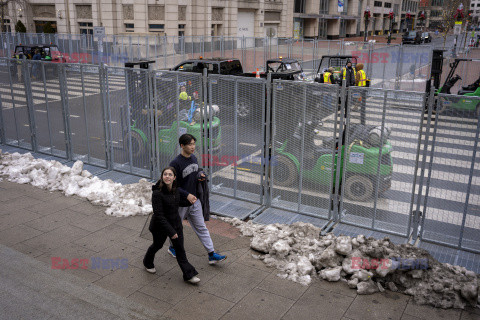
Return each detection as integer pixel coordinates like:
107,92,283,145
208,252,227,265
168,246,176,258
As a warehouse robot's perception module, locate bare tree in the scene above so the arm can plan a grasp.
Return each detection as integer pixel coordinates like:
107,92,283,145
0,0,29,33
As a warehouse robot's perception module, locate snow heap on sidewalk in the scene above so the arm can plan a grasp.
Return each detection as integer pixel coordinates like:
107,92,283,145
0,150,152,217
225,218,479,310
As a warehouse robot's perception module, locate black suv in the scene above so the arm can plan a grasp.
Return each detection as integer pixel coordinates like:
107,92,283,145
402,31,422,44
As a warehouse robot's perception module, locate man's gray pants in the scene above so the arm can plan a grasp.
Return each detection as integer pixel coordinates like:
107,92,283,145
175,200,214,253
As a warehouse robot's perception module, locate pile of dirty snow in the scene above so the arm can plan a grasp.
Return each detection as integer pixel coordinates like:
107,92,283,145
0,150,152,217
224,218,479,309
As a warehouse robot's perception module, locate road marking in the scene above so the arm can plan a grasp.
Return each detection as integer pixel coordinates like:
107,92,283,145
35,109,47,113
69,114,80,118
239,142,257,147
59,131,75,136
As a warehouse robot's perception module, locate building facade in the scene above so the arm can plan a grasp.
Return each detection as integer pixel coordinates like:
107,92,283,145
2,0,420,39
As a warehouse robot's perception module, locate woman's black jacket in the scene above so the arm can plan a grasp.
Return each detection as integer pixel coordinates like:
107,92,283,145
149,184,189,237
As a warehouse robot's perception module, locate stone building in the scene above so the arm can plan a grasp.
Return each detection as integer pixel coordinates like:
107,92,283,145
3,0,419,39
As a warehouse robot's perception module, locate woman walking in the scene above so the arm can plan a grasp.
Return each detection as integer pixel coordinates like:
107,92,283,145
143,167,200,284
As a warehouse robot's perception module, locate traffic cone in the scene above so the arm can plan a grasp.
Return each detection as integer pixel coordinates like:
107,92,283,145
256,68,260,78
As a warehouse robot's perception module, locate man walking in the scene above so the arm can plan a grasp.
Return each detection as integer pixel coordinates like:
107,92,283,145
168,133,227,264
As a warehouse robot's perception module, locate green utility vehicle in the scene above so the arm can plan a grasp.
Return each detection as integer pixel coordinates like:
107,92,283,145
272,117,393,202
122,60,221,159
126,100,221,158
435,58,480,116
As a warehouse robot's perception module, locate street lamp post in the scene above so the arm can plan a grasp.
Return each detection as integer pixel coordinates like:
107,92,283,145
364,6,371,43
387,9,394,44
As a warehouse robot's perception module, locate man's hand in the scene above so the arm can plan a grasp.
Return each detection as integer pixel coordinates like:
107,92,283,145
171,234,178,240
187,194,197,204
198,173,206,181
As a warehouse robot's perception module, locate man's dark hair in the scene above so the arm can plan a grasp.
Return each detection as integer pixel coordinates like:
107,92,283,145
179,133,196,146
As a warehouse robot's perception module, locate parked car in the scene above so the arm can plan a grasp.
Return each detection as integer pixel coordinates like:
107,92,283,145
402,31,422,44
422,32,432,43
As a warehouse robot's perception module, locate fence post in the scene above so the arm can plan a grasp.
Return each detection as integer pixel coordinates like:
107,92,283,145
202,68,208,160
99,64,112,170
22,61,37,152
367,42,374,82
262,73,270,205
163,35,167,69
6,59,20,146
410,80,435,242
297,84,307,213
371,90,388,229
233,79,238,198
152,71,161,182
457,101,480,249
268,76,276,208
0,91,5,145
207,75,213,192
395,45,403,91
41,62,53,154
124,67,134,174
147,68,155,180
58,64,72,160
333,80,348,221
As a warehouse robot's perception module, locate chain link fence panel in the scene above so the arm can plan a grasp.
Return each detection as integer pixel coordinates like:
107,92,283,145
207,74,265,205
152,71,205,181
64,64,107,167
271,80,340,219
0,58,32,149
417,94,480,253
340,87,426,237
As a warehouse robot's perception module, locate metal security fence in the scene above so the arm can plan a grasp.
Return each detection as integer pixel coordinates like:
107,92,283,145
339,87,427,238
415,93,480,252
1,58,479,255
207,74,267,206
270,81,340,220
1,33,436,92
64,64,106,167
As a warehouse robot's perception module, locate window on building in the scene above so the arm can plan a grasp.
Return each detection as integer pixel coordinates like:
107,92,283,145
394,4,399,14
294,0,305,13
149,24,164,32
34,21,57,33
477,3,480,6
79,22,93,35
178,24,185,37
1,19,11,32
319,0,329,14
431,0,444,6
384,2,392,8
374,1,383,7
430,10,442,17
125,23,134,32
211,24,222,37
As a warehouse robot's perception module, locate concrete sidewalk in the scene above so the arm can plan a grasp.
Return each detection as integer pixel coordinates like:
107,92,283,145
0,179,479,320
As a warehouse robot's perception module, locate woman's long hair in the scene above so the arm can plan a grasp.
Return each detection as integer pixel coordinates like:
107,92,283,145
156,167,178,194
